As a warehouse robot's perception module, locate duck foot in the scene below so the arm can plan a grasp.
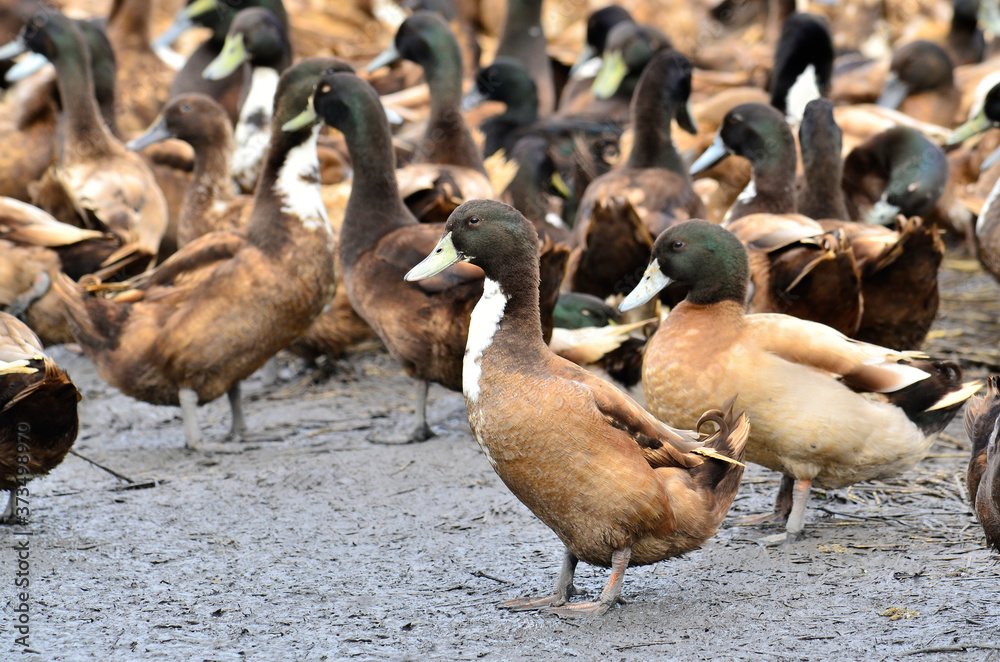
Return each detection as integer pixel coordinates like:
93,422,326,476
369,380,435,444
0,490,22,525
502,552,580,612
729,475,794,527
544,548,630,618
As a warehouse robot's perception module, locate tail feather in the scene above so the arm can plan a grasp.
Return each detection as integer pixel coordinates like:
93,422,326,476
51,271,127,354
692,397,750,496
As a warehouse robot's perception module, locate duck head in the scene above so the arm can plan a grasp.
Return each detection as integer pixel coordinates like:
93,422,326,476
591,22,671,99
690,102,793,175
619,220,750,311
463,56,538,115
949,81,1000,168
877,40,955,110
769,12,834,124
154,0,288,49
570,5,634,78
203,7,290,80
367,10,461,76
127,93,232,152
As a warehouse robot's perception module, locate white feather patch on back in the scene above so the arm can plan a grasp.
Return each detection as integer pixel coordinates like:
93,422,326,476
785,64,821,125
232,67,280,192
274,123,330,233
464,277,507,404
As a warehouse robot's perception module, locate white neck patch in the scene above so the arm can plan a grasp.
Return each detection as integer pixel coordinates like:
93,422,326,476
274,123,330,233
785,64,820,125
232,67,280,192
464,277,507,404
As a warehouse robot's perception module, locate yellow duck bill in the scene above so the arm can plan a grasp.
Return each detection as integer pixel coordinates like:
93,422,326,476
618,259,671,312
590,49,627,99
948,109,993,146
202,32,246,80
282,95,317,132
404,232,464,281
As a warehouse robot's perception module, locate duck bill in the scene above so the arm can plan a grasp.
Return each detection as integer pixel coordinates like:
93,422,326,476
202,32,245,80
405,232,464,281
591,49,627,99
948,110,992,145
569,44,598,78
126,116,174,151
366,43,402,73
5,51,49,83
690,133,730,175
0,36,27,62
676,100,698,135
619,260,671,312
461,87,488,112
550,171,571,198
865,199,902,226
282,95,317,132
982,144,1000,170
383,104,404,125
876,74,909,110
152,13,195,50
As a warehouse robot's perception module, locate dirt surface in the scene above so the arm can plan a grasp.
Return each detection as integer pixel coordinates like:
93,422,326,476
1,260,999,662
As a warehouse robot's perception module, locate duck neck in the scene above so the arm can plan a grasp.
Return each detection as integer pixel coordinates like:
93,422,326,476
183,132,237,228
748,146,797,213
52,47,115,158
800,148,847,219
419,46,485,173
108,0,152,49
465,270,548,401
626,105,684,173
340,108,415,271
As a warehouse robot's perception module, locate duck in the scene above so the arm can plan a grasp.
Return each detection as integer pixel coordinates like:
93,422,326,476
690,102,796,222
4,11,168,273
796,98,849,221
202,7,292,194
619,220,980,541
0,311,80,524
965,374,1000,552
877,40,961,127
768,12,834,124
577,22,672,124
52,58,340,449
405,199,749,615
557,5,634,113
566,50,704,300
126,94,249,248
367,11,494,224
499,135,571,242
493,0,555,116
287,69,567,443
105,0,175,137
155,0,289,125
841,126,949,226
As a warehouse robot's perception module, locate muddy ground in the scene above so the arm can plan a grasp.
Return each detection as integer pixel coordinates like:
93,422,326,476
1,259,999,661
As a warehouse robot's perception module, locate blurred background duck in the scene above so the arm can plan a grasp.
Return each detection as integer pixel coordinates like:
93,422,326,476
367,11,494,224
2,10,168,275
202,7,292,194
53,60,339,449
155,0,289,124
0,311,80,524
965,374,1000,552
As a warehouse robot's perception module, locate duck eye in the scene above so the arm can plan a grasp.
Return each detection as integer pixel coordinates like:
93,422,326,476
469,217,481,225
180,104,191,112
671,241,684,250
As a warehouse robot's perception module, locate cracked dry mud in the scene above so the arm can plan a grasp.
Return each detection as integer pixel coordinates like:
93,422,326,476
1,260,998,661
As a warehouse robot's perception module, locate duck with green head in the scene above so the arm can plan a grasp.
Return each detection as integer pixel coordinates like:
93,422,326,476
620,220,981,542
155,0,288,124
203,7,291,194
52,58,340,450
406,199,749,615
284,70,567,443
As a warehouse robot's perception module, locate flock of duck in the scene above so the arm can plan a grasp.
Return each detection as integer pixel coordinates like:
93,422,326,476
1,0,1000,616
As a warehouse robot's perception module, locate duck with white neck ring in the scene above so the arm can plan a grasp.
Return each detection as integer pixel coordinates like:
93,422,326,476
406,199,749,616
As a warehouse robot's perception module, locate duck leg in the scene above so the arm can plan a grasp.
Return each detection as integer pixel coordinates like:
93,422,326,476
546,547,631,617
178,388,201,450
732,474,794,526
371,379,435,444
784,478,812,542
502,550,580,611
1,489,16,524
227,383,247,441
